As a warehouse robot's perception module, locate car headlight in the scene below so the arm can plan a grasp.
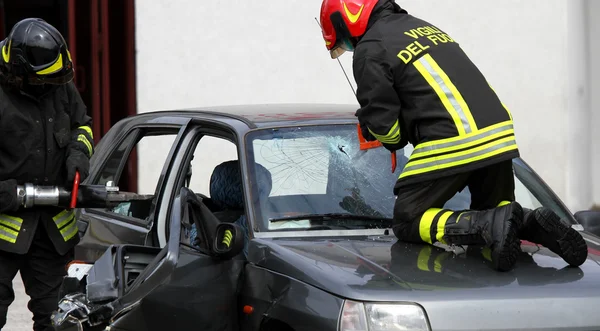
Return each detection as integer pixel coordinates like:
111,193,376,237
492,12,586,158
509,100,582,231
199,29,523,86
339,300,431,331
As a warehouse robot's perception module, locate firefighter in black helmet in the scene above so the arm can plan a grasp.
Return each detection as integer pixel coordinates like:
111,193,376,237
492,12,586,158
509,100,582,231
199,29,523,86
0,18,93,330
318,0,588,272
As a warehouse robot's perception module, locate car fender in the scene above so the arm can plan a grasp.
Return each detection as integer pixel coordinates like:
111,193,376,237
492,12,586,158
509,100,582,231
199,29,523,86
239,263,343,331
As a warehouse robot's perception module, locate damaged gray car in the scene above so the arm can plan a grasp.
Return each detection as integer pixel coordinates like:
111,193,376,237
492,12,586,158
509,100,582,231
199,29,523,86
51,104,600,331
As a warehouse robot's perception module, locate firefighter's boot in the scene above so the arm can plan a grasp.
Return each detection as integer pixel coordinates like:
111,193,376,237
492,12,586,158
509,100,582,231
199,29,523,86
519,207,587,267
442,202,523,272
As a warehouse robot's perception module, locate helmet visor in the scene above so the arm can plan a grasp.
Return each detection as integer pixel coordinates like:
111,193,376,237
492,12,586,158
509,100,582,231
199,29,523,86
329,38,355,59
29,48,74,85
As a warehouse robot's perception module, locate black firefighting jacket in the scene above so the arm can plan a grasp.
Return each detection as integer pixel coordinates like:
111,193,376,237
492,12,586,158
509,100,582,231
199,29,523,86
353,3,519,189
0,81,94,255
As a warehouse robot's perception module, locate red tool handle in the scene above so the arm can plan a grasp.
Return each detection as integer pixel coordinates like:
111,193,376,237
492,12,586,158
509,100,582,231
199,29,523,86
391,151,397,173
70,171,80,209
357,124,382,150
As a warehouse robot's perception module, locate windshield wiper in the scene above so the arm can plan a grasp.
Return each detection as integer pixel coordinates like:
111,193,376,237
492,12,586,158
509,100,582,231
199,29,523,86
269,213,393,223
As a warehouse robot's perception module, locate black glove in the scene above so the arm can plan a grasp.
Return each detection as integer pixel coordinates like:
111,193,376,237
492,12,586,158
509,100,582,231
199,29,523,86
359,120,377,142
355,109,377,142
382,141,406,152
0,179,20,213
66,149,90,187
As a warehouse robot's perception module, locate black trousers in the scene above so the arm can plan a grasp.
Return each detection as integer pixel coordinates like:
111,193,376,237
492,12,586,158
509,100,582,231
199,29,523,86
0,223,74,331
393,160,516,243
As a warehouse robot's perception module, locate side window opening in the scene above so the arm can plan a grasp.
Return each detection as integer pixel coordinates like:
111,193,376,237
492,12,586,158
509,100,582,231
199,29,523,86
178,134,247,254
92,128,179,222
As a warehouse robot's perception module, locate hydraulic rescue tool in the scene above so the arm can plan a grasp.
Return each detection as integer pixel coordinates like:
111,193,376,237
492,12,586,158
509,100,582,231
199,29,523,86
16,172,146,210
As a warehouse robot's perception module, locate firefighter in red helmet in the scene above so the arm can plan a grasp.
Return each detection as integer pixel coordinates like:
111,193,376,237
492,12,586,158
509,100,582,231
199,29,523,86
319,0,587,271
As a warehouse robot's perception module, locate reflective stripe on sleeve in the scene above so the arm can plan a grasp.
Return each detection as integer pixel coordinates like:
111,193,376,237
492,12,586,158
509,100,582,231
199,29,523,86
78,125,94,139
78,134,93,157
368,120,401,144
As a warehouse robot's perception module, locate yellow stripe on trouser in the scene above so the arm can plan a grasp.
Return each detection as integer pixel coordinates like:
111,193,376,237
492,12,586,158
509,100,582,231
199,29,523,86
414,54,477,135
400,134,518,179
0,214,22,244
368,120,401,144
417,246,432,271
53,210,78,242
419,208,453,245
417,245,449,273
78,134,93,157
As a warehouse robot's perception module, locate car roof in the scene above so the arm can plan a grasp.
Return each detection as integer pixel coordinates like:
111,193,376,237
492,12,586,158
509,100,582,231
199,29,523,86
131,103,360,129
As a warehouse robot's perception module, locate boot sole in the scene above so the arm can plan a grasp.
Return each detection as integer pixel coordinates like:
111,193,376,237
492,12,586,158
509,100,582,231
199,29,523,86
533,208,588,267
492,203,522,272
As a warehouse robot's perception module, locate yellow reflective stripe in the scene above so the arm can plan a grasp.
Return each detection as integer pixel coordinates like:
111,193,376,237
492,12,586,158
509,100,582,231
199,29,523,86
368,120,401,144
0,214,23,230
411,122,514,158
60,221,78,242
435,211,453,244
0,224,18,237
58,213,75,229
36,53,64,75
405,135,516,169
417,246,431,271
78,126,94,139
53,210,77,242
53,210,71,222
482,247,493,262
433,252,448,273
419,208,443,244
2,40,11,63
498,200,511,207
414,54,477,135
53,210,75,228
78,134,93,157
416,245,450,273
0,225,17,244
400,135,517,179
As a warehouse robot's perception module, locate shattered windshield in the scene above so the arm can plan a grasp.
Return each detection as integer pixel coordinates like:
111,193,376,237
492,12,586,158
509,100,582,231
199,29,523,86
244,124,575,232
245,124,408,232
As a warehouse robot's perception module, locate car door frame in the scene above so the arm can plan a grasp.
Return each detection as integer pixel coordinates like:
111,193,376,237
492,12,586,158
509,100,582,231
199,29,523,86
75,116,192,262
101,120,240,311
155,118,242,247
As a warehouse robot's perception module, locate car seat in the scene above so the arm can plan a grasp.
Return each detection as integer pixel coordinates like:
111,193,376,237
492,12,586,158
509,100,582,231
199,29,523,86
189,160,272,258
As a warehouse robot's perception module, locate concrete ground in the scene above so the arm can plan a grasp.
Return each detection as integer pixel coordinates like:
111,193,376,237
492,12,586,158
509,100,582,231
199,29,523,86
4,273,33,331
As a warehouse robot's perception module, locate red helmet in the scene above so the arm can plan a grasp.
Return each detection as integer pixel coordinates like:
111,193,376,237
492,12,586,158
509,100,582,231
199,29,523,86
319,0,379,59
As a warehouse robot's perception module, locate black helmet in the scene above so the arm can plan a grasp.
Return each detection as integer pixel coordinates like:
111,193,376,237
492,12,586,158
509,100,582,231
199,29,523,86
0,18,73,86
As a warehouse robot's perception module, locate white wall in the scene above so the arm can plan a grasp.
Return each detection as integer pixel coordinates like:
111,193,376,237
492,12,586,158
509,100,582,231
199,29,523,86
587,0,600,209
135,0,596,211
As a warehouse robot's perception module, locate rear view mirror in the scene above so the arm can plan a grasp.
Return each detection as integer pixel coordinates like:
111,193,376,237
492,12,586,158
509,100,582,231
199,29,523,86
213,223,244,259
574,210,600,237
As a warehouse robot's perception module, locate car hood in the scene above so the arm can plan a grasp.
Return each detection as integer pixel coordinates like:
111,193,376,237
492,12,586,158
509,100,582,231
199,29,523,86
249,231,600,330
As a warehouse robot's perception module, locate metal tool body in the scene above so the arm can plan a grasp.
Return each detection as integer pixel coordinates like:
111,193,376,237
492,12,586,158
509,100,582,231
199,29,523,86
16,176,147,210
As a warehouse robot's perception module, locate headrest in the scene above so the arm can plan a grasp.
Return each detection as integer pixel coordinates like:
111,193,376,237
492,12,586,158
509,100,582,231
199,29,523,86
209,160,272,210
